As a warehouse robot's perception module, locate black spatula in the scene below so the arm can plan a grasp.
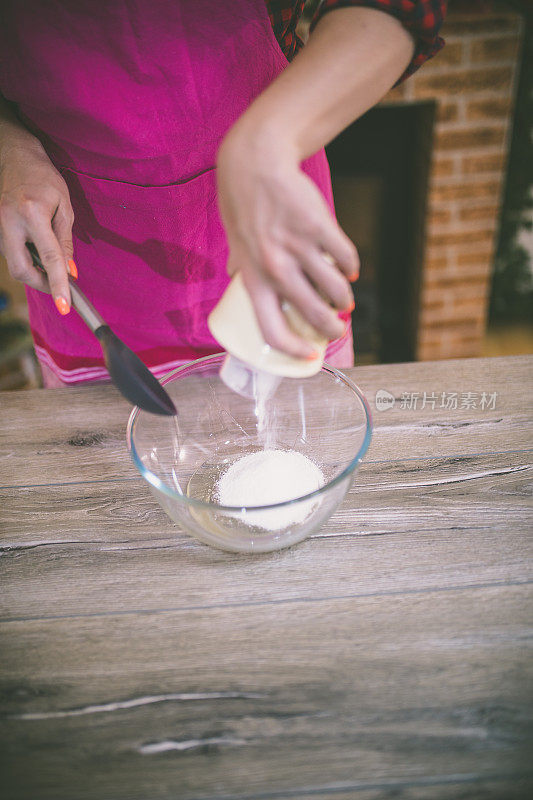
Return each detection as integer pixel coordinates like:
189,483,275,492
27,243,177,416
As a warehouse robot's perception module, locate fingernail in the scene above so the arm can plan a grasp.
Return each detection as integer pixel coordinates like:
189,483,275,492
305,350,319,361
55,296,70,315
344,299,355,312
349,272,359,282
68,259,78,279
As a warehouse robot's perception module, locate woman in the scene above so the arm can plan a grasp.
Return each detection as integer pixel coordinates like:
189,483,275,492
0,1,445,386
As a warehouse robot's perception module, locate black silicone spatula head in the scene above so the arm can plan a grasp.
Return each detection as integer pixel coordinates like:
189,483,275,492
26,242,176,416
95,326,177,416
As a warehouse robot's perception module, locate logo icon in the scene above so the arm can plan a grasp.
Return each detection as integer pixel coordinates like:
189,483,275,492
375,389,395,411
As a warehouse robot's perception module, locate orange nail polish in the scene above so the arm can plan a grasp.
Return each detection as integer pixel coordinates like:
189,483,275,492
55,296,70,315
305,350,319,361
349,272,359,282
344,299,355,312
68,259,78,279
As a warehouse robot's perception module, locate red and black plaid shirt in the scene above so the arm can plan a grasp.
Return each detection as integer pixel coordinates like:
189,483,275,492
267,0,447,80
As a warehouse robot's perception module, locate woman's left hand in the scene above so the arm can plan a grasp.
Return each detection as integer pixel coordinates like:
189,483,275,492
216,125,358,359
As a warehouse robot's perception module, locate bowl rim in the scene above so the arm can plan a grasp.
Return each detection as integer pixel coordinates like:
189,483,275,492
126,353,373,512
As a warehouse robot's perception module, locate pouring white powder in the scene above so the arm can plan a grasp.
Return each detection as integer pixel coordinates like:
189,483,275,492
215,449,324,531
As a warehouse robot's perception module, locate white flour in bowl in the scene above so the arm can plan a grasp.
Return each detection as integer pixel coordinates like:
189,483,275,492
215,449,324,531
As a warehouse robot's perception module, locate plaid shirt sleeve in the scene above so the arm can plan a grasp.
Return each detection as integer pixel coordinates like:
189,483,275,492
267,1,447,79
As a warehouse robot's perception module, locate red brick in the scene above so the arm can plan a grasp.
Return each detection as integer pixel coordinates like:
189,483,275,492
451,309,487,328
421,286,448,306
466,97,512,121
417,330,449,346
441,320,486,339
459,203,500,223
418,334,446,351
431,157,456,178
456,248,495,267
454,283,490,302
426,219,452,238
461,152,506,174
424,271,489,288
453,263,492,281
420,302,487,327
428,228,496,249
425,41,464,68
427,207,453,226
432,178,501,202
437,102,460,123
418,328,445,344
435,125,506,151
470,37,520,64
413,67,513,98
431,180,500,203
422,318,484,334
425,254,450,272
421,283,488,312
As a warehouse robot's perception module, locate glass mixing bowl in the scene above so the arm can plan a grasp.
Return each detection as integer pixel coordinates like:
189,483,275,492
127,354,372,553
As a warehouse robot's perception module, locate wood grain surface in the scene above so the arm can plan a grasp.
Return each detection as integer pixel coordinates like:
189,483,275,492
1,355,532,800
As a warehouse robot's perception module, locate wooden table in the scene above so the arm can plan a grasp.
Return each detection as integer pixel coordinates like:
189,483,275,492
1,355,532,800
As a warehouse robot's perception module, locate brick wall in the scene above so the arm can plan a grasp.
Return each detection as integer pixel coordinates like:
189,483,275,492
382,3,524,360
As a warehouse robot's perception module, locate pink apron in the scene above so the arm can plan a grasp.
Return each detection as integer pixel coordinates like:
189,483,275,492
0,0,353,385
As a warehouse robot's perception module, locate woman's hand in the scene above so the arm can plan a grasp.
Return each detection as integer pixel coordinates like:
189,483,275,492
217,127,358,358
0,139,75,314
216,6,414,358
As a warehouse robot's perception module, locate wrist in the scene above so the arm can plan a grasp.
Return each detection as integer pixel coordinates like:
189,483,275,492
219,109,302,172
0,126,45,171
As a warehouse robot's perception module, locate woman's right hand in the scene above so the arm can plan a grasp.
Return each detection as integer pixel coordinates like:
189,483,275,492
0,140,76,314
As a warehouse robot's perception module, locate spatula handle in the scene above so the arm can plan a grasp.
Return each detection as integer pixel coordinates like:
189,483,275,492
68,280,105,333
26,242,105,332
